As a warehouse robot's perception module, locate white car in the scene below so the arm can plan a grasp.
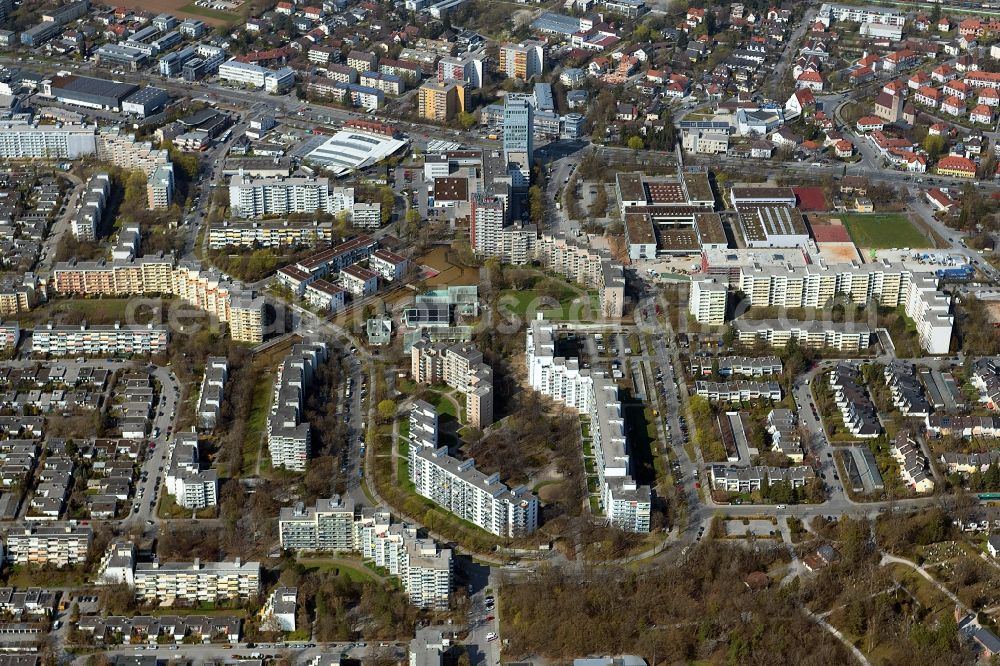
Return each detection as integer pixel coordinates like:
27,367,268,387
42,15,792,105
486,632,498,642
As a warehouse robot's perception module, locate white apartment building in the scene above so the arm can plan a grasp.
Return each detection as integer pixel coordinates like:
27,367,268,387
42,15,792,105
165,434,218,509
689,278,727,325
817,3,905,27
340,264,378,297
197,357,227,431
260,587,297,631
369,249,408,282
207,220,334,249
733,319,874,352
5,524,92,567
351,202,382,229
409,399,438,450
437,49,485,88
228,174,354,219
737,260,952,353
267,343,328,471
0,120,97,159
31,322,168,356
526,317,651,532
278,496,357,552
279,498,453,609
95,540,137,586
133,558,261,604
409,445,540,538
72,173,111,241
302,279,346,312
218,59,295,93
411,340,494,428
470,193,506,258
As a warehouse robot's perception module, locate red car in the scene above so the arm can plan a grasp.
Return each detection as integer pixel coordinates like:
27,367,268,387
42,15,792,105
486,616,494,621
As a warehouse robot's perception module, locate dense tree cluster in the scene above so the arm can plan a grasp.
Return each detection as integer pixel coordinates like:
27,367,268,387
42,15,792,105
501,545,849,664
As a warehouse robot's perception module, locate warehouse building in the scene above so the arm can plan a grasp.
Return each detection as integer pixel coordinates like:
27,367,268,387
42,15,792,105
122,87,171,117
41,75,138,112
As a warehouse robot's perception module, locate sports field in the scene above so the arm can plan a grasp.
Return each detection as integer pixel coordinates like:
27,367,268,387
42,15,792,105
839,213,931,249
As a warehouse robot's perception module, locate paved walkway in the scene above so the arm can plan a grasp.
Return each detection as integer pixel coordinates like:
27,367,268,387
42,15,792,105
804,608,872,666
879,552,967,612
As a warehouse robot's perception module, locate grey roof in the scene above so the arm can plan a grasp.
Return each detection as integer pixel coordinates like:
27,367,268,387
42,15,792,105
49,75,138,103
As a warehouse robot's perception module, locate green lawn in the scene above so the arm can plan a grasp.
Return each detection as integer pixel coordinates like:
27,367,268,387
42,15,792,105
179,3,239,22
241,371,274,476
498,289,598,320
839,214,931,249
298,557,380,582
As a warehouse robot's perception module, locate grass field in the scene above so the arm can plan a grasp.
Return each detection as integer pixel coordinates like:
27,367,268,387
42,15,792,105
498,289,600,320
241,371,274,476
179,2,240,23
839,214,931,249
96,0,237,25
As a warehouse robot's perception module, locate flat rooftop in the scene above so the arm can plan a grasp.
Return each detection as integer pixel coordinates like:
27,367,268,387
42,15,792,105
615,173,645,203
646,181,685,204
624,213,656,245
736,204,808,242
683,171,715,205
658,228,700,252
694,213,727,246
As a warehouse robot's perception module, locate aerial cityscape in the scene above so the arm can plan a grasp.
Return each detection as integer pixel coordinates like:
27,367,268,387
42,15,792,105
0,0,998,664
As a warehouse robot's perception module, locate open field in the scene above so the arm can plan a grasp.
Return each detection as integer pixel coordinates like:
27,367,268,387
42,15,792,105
95,0,239,25
840,214,931,250
179,2,240,22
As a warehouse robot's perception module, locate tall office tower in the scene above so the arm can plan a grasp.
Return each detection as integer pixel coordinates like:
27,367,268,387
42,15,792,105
503,97,533,187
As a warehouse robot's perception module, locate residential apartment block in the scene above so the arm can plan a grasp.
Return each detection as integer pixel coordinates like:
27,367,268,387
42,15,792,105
51,258,266,344
228,174,354,219
134,558,261,604
278,497,453,609
407,399,538,538
733,319,874,352
688,278,727,325
0,120,97,159
165,434,218,509
437,50,485,88
278,496,357,552
736,259,953,353
207,219,334,250
526,318,651,532
409,442,539,538
72,173,111,241
31,323,168,357
417,80,467,122
710,464,815,493
369,249,408,282
197,357,227,431
267,343,328,471
410,340,494,429
5,524,92,567
499,42,544,80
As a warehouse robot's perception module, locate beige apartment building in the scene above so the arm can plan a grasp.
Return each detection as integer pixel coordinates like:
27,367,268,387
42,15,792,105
52,258,265,343
133,558,261,604
411,340,493,428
